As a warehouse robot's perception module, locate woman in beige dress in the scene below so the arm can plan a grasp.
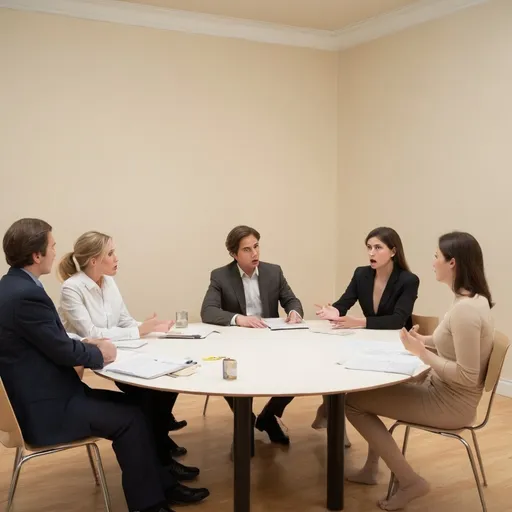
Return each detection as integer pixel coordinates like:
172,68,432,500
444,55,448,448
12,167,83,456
345,231,494,510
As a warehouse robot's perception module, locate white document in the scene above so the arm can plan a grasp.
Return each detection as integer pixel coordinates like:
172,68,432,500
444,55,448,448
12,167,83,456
342,353,423,376
105,354,195,379
113,339,148,349
309,326,355,336
263,318,309,331
159,325,219,339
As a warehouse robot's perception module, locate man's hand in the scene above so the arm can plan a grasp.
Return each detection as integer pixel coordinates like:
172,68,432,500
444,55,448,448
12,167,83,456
286,311,302,324
236,315,268,328
94,339,117,365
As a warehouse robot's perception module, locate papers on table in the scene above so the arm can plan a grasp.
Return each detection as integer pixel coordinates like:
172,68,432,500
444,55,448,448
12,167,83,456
341,351,423,376
309,326,355,336
113,339,148,349
264,318,309,331
159,325,219,339
105,354,196,379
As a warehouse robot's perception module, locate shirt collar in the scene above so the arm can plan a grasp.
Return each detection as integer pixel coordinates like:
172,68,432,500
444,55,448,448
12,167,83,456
21,268,43,288
75,271,103,290
237,265,259,279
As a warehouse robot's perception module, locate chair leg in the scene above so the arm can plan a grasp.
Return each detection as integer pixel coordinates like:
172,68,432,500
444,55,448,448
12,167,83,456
444,433,487,512
203,395,210,416
87,444,100,485
471,430,488,487
88,443,112,512
7,448,24,512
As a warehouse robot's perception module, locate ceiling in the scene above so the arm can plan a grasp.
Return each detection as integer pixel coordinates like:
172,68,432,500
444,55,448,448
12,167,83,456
118,0,419,31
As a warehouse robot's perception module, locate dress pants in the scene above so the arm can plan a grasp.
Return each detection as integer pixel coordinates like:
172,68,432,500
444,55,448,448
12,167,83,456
224,395,294,419
68,387,176,512
116,383,179,465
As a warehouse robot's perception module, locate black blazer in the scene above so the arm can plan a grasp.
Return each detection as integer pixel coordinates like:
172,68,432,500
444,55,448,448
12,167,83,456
0,268,103,446
200,261,303,326
332,265,419,330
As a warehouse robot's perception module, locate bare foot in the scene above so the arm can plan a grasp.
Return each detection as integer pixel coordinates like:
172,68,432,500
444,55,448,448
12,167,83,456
378,477,430,510
345,466,378,485
311,405,327,429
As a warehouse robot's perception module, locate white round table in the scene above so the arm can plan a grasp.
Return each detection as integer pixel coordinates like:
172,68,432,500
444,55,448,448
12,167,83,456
96,320,427,512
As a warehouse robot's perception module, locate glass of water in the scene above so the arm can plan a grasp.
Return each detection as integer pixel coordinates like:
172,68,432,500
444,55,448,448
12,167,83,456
176,310,188,329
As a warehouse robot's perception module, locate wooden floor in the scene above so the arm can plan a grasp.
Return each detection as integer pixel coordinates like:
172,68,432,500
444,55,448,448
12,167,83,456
1,372,511,512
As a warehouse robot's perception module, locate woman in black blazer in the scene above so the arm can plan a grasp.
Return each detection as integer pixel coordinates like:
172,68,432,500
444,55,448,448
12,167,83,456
313,227,420,436
317,227,419,330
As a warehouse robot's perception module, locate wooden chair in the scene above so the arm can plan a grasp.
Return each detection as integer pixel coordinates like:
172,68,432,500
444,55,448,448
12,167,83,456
0,378,112,512
411,314,439,335
386,331,510,512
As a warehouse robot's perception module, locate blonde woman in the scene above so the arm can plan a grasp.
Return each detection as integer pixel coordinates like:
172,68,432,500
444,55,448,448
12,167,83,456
58,231,197,483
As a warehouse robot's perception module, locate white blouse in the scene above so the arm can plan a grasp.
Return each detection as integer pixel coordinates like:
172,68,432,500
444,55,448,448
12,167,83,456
59,271,140,341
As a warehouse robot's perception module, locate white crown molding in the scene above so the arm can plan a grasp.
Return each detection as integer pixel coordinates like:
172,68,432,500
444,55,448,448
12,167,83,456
0,0,490,51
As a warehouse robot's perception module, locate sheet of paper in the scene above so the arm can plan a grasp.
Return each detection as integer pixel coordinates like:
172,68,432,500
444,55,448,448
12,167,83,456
263,318,309,330
342,353,423,376
308,326,355,336
112,339,148,349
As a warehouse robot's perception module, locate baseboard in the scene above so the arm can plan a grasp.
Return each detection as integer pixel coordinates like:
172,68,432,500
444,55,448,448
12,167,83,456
496,379,512,398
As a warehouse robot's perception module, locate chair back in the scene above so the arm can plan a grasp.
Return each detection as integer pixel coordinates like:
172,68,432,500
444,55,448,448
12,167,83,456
0,378,24,448
475,330,510,429
411,314,439,335
484,331,510,392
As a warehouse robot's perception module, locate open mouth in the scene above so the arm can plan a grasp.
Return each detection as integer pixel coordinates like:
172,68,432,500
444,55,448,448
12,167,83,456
370,259,377,264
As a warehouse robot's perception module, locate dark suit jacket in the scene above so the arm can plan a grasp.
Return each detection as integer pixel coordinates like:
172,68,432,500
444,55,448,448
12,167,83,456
0,267,104,446
200,261,303,326
332,265,419,330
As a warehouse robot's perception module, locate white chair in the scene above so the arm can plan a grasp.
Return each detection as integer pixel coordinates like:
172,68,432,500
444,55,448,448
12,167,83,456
0,378,112,512
386,331,510,512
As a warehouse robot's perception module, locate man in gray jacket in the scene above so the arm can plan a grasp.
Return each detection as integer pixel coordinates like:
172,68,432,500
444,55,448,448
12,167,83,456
200,225,303,448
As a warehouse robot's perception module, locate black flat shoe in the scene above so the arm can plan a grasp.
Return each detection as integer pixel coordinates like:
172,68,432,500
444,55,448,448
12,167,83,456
166,483,210,505
255,414,290,445
166,458,200,481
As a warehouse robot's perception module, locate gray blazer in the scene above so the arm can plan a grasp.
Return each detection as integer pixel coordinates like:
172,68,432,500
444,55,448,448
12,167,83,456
200,261,303,326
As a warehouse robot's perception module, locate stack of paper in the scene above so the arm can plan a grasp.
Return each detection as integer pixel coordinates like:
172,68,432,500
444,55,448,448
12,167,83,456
105,354,195,379
309,326,355,336
264,318,309,331
342,352,423,376
160,325,219,339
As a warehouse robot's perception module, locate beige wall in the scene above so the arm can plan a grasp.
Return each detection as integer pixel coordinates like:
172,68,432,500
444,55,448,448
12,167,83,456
0,10,338,321
1,2,511,377
337,0,512,377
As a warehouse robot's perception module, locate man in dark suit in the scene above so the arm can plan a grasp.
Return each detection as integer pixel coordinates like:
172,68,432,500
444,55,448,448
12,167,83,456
0,218,208,512
200,225,304,448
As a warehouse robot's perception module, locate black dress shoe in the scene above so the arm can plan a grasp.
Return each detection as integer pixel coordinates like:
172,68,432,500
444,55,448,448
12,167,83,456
166,483,210,505
170,445,187,458
255,414,290,445
169,415,187,432
166,458,200,481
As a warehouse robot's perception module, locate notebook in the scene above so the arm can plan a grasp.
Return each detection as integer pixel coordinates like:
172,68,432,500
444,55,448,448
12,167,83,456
159,325,219,339
105,354,196,379
263,318,309,331
341,353,423,376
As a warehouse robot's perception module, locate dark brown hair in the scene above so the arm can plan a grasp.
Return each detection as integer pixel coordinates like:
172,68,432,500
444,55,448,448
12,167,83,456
225,225,261,256
3,218,52,268
438,231,493,308
365,226,410,272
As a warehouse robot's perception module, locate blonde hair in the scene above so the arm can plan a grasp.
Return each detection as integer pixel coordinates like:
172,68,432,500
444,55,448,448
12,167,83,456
58,231,112,282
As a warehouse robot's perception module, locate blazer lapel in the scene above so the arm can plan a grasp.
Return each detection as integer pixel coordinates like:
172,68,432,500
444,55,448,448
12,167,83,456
377,265,400,314
257,265,270,318
359,268,375,316
229,264,247,315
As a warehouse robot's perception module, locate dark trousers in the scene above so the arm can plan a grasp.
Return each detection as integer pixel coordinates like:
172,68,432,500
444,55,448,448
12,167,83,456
224,396,294,419
69,388,176,512
117,383,178,465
